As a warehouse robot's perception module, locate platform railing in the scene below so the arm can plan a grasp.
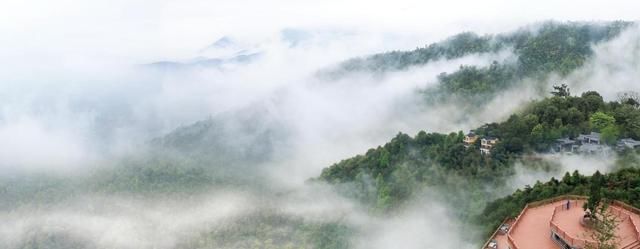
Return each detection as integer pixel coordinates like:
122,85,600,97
610,205,640,241
550,221,597,248
479,195,640,249
480,217,510,249
504,201,533,249
634,218,640,241
507,233,521,249
548,200,596,248
613,201,640,240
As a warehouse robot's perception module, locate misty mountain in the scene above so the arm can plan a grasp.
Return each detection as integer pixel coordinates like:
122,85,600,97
86,104,293,194
144,21,633,170
325,21,630,76
146,28,356,71
136,22,630,185
145,52,262,70
145,34,266,70
151,104,289,165
208,36,236,49
281,28,314,47
136,22,636,196
321,21,632,108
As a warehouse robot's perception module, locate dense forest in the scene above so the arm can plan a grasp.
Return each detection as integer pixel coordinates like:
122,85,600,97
324,22,631,106
0,107,354,249
178,211,353,249
328,22,629,76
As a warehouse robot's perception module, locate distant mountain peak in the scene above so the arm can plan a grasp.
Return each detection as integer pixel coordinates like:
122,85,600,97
280,28,312,47
211,36,235,48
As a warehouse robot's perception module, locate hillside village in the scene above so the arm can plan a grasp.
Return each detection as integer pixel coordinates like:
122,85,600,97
464,131,640,156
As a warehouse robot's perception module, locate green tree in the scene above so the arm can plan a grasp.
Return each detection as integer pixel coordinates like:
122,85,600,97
551,84,571,97
614,105,640,139
582,91,605,113
379,149,391,169
590,112,616,131
566,107,584,125
585,202,620,249
585,171,604,213
617,91,640,108
375,174,391,211
531,124,544,144
600,125,620,145
523,114,540,129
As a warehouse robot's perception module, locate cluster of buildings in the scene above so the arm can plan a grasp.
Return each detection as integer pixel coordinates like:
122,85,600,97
464,130,640,157
464,132,499,155
553,132,640,155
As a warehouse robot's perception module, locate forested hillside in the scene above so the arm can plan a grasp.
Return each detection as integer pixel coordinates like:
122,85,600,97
324,22,631,105
329,22,629,76
318,89,640,239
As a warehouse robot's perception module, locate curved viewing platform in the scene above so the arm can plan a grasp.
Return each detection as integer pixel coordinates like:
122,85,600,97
483,195,640,249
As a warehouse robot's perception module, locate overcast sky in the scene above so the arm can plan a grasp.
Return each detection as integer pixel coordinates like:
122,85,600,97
1,0,638,66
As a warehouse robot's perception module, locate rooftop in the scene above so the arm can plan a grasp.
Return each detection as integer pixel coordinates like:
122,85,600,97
556,138,577,145
579,143,609,153
578,132,602,141
619,138,640,148
484,196,640,249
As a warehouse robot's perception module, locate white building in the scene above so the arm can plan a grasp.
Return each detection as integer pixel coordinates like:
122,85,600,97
480,137,499,155
617,138,640,151
577,132,601,145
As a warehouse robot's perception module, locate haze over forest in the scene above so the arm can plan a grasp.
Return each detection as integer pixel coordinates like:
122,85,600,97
1,1,640,249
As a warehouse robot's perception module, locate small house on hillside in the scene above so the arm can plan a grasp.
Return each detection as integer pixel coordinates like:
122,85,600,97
577,132,601,145
574,132,609,155
553,138,578,153
578,143,609,155
463,131,479,148
480,137,499,155
617,138,640,151
551,133,639,155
